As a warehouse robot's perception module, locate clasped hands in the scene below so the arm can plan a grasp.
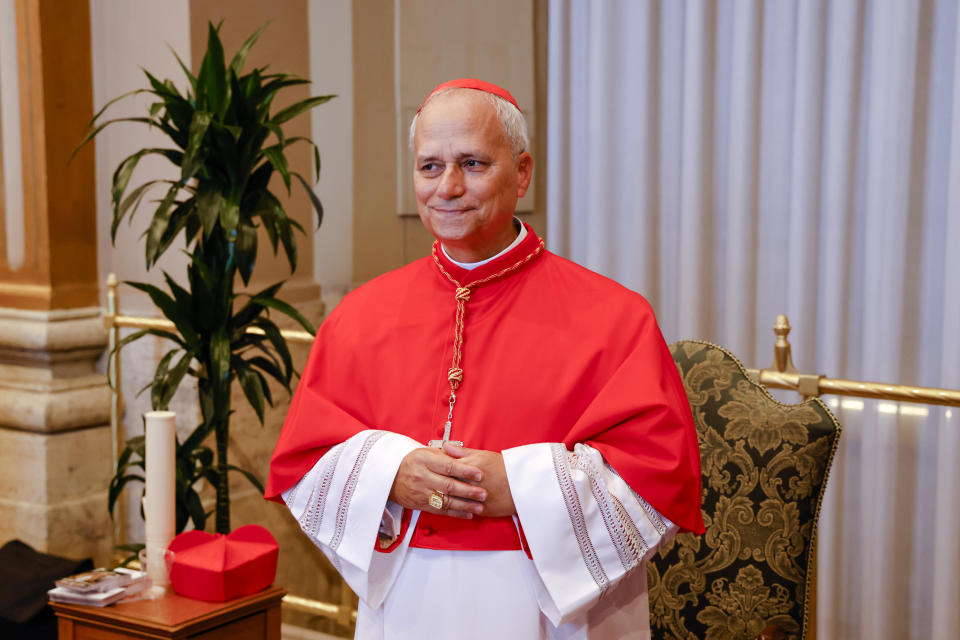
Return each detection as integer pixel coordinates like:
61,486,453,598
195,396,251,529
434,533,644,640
388,443,517,519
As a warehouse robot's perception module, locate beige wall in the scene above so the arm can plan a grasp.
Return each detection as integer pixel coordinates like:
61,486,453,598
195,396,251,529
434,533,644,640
309,0,354,312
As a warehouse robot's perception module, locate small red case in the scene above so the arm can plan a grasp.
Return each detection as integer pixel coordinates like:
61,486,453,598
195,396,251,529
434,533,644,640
167,525,279,602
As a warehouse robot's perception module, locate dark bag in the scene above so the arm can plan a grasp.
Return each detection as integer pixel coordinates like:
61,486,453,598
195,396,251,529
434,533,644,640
0,539,93,640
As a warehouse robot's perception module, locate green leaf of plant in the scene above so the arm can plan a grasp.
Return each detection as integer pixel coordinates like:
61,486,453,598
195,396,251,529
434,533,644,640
267,122,285,149
162,270,192,311
183,415,215,453
184,486,207,532
235,223,257,286
234,357,265,423
86,88,151,133
114,179,169,242
229,21,268,75
184,255,217,311
195,188,223,238
262,146,290,191
144,184,184,267
230,283,282,339
167,44,197,92
247,279,286,303
246,164,274,201
115,435,144,472
219,200,240,235
142,69,184,102
184,214,202,246
294,172,324,230
227,70,255,133
198,22,227,116
78,115,166,155
262,214,279,253
257,368,274,406
111,148,152,208
226,464,264,494
257,74,311,98
125,281,201,350
160,352,193,409
153,197,196,260
182,111,212,181
271,95,336,125
208,124,243,186
109,328,186,366
277,216,298,273
254,296,315,335
210,328,231,384
160,106,195,145
113,462,144,490
251,318,295,383
150,349,178,409
247,354,289,392
197,462,219,488
257,192,296,265
134,378,155,399
223,124,243,140
108,474,144,519
72,89,151,160
158,148,186,166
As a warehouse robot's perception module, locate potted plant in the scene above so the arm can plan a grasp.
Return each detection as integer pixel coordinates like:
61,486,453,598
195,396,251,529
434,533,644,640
77,22,333,535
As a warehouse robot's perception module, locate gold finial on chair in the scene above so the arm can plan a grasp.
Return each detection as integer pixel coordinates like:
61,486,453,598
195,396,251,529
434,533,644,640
771,314,798,374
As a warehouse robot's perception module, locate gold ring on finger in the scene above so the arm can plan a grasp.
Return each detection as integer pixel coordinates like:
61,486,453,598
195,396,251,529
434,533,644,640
428,489,445,510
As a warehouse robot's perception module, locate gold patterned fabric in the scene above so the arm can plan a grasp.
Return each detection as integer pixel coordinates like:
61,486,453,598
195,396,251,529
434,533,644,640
647,341,841,640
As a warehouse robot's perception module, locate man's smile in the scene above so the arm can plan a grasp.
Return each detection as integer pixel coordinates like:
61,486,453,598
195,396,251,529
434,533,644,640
431,206,475,214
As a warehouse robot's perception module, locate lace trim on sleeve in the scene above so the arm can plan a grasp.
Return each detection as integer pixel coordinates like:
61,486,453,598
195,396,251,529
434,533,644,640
550,443,610,594
329,431,386,568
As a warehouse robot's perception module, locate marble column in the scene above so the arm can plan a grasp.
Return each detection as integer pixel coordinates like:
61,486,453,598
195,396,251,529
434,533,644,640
0,0,112,566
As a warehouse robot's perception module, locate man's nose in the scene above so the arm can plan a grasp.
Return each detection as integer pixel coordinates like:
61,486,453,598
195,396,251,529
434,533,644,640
436,166,465,199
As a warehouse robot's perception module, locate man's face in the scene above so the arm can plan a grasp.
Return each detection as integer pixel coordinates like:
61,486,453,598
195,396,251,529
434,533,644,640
413,90,533,263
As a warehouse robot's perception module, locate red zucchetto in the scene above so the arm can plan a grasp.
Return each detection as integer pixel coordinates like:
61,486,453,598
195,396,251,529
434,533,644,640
417,78,520,113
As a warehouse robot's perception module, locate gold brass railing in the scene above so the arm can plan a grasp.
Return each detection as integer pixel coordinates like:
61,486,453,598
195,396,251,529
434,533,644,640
104,272,960,628
744,315,960,407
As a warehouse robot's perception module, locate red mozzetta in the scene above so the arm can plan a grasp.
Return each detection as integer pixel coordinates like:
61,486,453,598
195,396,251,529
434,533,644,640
266,224,705,542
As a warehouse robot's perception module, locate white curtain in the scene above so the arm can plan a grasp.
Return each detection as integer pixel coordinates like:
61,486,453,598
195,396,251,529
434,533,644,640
547,1,960,638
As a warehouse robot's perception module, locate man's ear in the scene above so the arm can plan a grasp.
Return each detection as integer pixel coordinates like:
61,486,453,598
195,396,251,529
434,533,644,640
516,152,534,198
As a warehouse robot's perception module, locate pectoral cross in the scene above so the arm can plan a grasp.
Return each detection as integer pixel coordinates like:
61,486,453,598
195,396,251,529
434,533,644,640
428,391,463,448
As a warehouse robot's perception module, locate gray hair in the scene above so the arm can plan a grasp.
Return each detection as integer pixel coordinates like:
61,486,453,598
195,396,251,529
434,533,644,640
409,88,529,159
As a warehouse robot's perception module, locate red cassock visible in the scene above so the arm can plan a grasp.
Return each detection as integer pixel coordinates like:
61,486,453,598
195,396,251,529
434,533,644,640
266,225,705,536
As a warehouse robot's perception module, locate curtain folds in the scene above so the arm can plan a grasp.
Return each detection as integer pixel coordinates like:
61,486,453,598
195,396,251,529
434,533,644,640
547,1,960,638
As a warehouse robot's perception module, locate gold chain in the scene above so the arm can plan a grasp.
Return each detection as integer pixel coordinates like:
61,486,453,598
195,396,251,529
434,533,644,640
429,238,545,445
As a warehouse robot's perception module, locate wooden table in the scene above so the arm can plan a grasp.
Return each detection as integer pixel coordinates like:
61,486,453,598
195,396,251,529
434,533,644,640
51,585,285,640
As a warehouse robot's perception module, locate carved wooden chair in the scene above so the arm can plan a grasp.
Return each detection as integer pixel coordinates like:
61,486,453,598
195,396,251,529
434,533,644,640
647,340,841,640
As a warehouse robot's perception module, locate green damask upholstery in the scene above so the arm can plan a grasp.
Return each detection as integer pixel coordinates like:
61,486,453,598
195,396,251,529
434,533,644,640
647,341,841,640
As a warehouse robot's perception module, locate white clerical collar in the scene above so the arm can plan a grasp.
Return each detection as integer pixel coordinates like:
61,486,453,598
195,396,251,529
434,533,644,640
442,220,527,270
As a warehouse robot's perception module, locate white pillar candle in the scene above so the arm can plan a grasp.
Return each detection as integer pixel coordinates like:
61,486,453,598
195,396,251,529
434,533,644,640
143,410,176,587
